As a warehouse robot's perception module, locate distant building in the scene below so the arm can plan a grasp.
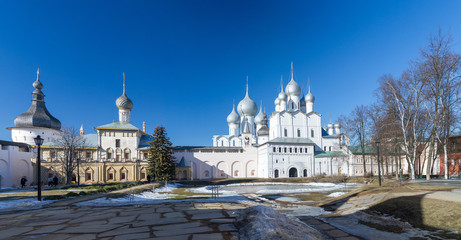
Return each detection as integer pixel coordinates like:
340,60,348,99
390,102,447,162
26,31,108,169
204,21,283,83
0,140,32,188
439,133,461,177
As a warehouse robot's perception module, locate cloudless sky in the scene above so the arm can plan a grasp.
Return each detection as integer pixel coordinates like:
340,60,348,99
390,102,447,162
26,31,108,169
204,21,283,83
1,0,461,146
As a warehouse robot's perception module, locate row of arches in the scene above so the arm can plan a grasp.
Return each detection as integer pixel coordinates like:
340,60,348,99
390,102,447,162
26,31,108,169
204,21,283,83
193,160,257,179
105,148,132,161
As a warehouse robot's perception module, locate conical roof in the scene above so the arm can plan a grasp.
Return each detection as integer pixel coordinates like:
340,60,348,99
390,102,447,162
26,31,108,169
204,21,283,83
14,69,61,130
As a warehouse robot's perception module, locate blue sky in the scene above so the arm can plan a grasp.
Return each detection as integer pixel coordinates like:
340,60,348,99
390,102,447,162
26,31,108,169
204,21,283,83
1,1,461,146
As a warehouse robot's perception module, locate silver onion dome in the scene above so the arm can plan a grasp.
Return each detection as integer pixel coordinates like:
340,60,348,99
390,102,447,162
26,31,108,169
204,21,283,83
237,81,257,116
285,78,301,96
257,125,269,136
254,105,266,125
334,123,341,128
116,73,133,110
327,123,334,129
305,92,315,102
116,93,133,110
278,91,287,101
14,69,61,130
227,105,240,124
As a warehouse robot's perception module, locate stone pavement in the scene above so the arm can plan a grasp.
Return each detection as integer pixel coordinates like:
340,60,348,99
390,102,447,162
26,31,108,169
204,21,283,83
0,201,246,240
298,216,363,240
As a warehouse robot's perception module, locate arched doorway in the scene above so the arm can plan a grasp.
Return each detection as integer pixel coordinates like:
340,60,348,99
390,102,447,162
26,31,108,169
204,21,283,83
289,167,298,178
303,169,308,177
274,169,279,178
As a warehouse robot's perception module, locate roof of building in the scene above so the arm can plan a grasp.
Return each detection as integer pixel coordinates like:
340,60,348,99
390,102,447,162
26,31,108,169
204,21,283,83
42,134,98,148
176,157,189,167
0,140,30,148
95,122,141,131
13,72,61,130
314,151,348,157
348,145,377,154
267,137,314,144
172,146,243,150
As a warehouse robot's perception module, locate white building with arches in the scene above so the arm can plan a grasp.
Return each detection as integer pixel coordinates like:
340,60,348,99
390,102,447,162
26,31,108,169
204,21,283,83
177,63,351,179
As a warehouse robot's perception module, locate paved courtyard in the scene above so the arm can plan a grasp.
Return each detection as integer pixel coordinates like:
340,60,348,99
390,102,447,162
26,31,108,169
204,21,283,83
0,201,246,240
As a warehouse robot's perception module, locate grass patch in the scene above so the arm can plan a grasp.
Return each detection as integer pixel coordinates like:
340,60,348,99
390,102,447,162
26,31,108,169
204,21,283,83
297,192,331,202
369,195,461,234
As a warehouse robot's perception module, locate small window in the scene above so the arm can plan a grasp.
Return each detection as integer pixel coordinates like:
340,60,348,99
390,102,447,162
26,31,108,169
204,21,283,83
305,147,308,152
297,129,301,137
233,141,235,146
274,169,279,178
279,147,281,152
116,139,120,148
329,146,332,151
300,148,303,153
204,170,210,177
284,147,287,153
124,152,129,160
273,147,276,152
141,172,146,180
121,172,126,180
294,148,297,153
143,153,148,159
292,102,294,109
86,152,91,158
289,148,292,153
324,146,326,151
284,129,287,137
108,173,114,180
51,151,56,158
276,159,278,163
107,152,112,159
311,129,314,138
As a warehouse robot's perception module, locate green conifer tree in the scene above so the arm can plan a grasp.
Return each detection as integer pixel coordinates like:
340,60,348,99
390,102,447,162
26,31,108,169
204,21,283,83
147,126,176,182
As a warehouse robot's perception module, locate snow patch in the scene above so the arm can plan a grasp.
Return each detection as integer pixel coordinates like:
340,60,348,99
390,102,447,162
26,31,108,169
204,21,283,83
327,192,347,198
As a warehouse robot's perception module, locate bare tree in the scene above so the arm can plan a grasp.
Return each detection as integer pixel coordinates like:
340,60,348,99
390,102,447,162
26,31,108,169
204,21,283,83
379,69,426,180
349,105,370,177
56,127,86,184
421,30,461,180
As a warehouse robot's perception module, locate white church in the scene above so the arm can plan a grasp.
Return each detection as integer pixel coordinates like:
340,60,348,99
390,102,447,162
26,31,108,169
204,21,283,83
173,63,351,179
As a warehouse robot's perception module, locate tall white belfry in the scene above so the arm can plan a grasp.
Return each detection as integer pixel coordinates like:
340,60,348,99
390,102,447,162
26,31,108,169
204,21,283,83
115,72,133,123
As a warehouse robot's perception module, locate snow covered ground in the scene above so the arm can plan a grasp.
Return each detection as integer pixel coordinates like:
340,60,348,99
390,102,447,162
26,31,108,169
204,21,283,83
0,198,54,212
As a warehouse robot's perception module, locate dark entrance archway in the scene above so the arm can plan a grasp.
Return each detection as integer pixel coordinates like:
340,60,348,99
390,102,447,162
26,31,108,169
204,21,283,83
274,169,279,178
289,167,298,177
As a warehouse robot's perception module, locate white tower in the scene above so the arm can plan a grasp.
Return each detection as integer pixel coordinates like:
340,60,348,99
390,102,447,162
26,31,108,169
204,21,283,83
115,72,133,123
9,68,62,145
254,104,266,133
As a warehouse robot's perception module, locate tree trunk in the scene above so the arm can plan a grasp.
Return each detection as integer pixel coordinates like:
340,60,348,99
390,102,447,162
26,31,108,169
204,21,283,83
444,142,449,179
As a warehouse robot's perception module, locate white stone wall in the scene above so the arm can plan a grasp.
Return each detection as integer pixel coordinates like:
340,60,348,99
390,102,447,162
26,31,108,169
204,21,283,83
173,146,258,180
267,144,315,178
0,145,33,188
11,128,62,145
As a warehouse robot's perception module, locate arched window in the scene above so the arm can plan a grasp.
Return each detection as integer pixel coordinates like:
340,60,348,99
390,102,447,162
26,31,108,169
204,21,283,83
273,147,276,152
329,146,332,151
284,129,288,137
289,148,292,153
303,169,308,177
294,148,297,153
297,129,301,137
106,148,113,160
292,102,294,109
311,129,314,138
233,141,235,146
274,169,279,178
120,168,127,181
324,146,326,151
284,147,287,153
124,148,130,161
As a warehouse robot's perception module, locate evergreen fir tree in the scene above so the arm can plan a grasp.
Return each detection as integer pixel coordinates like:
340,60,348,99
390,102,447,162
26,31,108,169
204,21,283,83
147,125,176,181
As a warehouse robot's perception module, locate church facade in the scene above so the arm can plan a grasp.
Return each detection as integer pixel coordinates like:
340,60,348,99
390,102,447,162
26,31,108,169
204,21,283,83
175,63,350,179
